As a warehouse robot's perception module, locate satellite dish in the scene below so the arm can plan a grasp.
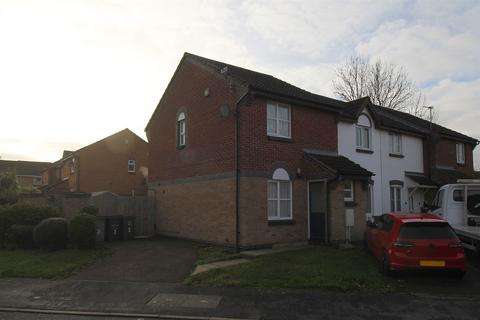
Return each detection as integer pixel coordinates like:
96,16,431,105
220,105,230,118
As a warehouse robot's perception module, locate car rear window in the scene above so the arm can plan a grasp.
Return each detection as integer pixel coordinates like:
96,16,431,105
399,222,457,239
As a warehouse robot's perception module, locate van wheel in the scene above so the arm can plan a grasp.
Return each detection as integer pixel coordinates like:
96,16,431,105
381,252,393,276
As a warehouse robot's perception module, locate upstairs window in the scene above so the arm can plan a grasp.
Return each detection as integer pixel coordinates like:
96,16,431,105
456,143,465,164
128,160,136,173
177,112,186,147
344,181,354,201
267,168,292,220
356,114,371,150
389,133,402,155
267,102,291,138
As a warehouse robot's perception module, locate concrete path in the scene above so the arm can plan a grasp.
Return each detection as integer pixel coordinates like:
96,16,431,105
192,245,309,275
72,237,198,283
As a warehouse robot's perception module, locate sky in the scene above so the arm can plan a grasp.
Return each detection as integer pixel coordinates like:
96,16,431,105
1,0,479,168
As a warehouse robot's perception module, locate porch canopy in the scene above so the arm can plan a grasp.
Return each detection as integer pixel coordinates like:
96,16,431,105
302,150,373,180
405,171,437,199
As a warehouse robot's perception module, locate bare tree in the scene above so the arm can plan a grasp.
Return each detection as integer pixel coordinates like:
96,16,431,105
333,56,433,120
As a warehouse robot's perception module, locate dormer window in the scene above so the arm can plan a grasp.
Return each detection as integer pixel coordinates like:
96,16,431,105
177,112,186,147
267,102,291,138
356,114,372,150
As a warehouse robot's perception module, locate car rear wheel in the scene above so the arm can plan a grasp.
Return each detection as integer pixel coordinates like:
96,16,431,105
381,251,394,276
451,270,466,279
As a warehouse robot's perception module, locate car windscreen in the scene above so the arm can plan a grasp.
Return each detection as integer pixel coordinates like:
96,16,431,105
399,222,457,239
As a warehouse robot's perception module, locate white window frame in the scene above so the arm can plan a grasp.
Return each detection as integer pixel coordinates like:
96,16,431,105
456,143,465,164
128,160,136,173
389,133,402,155
177,112,186,147
267,102,291,139
267,168,292,220
355,115,372,150
390,185,402,212
344,181,354,201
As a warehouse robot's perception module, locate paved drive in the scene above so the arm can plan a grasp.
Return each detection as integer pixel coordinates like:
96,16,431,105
72,237,198,283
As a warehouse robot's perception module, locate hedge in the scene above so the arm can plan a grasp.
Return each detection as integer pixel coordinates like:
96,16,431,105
0,203,60,247
69,213,97,249
4,224,34,249
33,217,68,251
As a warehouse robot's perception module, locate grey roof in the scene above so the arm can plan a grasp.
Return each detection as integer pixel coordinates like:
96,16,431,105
305,152,372,177
148,52,478,145
0,160,51,176
185,53,345,110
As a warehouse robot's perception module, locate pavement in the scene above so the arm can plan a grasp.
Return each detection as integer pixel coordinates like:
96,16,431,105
1,278,480,319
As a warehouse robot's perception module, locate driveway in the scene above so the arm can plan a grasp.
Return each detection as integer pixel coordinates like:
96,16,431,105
72,237,198,283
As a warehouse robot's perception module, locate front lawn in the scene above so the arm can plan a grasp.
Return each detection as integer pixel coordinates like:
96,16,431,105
186,246,398,293
0,247,110,279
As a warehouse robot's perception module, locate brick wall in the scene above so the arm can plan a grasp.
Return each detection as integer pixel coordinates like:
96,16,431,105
238,176,308,247
154,177,236,245
434,138,474,174
238,97,338,174
76,129,148,195
147,59,242,182
328,180,367,243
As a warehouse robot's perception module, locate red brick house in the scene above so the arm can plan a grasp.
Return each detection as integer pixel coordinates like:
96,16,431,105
0,160,51,193
41,129,148,196
146,53,372,248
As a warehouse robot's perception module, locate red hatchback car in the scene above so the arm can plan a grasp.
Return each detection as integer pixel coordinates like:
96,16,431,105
364,213,467,276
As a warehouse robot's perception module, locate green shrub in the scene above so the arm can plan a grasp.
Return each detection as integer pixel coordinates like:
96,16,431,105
80,205,98,216
33,217,68,251
69,213,97,249
0,172,18,205
0,203,59,247
4,224,34,249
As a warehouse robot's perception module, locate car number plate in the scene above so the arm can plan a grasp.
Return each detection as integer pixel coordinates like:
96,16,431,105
420,260,445,267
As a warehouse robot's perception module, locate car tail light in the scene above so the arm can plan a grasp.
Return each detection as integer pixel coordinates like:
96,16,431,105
393,240,415,248
448,241,464,248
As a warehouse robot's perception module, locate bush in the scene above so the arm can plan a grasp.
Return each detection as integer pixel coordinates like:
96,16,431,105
69,213,97,249
4,224,34,249
0,172,18,205
33,217,68,251
80,205,99,216
0,203,59,247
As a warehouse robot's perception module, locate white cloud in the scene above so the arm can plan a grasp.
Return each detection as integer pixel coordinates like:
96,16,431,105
355,20,480,84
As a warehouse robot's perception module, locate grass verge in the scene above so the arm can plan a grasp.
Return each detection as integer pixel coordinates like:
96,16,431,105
0,247,111,279
186,246,398,293
196,245,241,265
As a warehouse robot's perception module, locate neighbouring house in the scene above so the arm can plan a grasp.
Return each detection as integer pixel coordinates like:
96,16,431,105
146,53,373,248
0,160,51,193
339,98,477,216
41,128,148,196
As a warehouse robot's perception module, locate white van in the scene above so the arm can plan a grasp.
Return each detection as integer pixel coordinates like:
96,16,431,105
430,180,480,252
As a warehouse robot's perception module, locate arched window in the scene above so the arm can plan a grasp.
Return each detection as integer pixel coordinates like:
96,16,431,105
356,114,372,150
267,168,292,220
177,112,186,147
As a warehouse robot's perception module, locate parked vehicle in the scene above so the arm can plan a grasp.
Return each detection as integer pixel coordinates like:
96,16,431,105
364,213,467,277
429,180,480,253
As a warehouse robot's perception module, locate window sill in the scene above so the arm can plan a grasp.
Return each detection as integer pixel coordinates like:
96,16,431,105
389,153,404,158
356,148,373,154
177,145,186,150
457,162,466,167
344,201,357,208
268,135,293,143
268,219,295,226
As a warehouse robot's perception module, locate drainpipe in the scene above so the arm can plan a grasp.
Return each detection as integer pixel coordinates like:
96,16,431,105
234,90,249,253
